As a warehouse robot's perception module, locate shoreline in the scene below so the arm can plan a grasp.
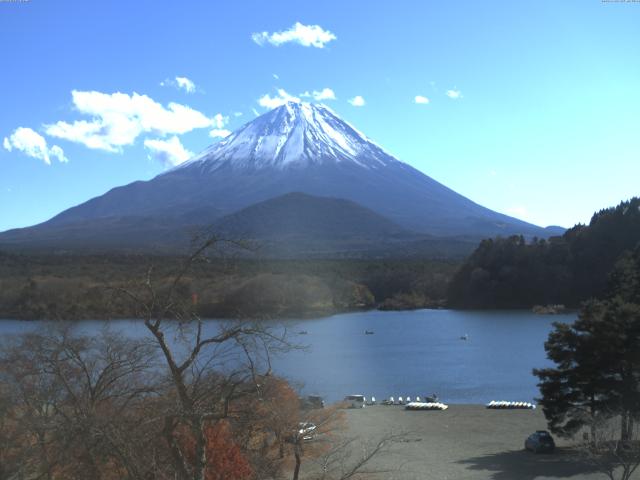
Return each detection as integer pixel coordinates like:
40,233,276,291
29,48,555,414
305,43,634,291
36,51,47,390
0,305,581,322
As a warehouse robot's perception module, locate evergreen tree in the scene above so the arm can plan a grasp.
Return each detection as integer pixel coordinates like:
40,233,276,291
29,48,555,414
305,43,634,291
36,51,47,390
449,197,640,309
534,247,640,441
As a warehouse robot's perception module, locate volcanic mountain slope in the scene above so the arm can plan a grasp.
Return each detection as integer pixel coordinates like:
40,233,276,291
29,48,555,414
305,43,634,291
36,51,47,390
215,192,409,241
211,192,478,258
0,101,558,254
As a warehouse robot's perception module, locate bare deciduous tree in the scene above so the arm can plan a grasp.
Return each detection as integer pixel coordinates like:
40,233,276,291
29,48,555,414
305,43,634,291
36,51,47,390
0,324,160,480
580,414,640,480
112,236,292,480
283,401,406,480
307,431,407,480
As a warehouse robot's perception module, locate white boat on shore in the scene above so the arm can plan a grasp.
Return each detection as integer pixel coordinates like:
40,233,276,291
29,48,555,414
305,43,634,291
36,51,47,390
405,402,448,411
486,400,536,409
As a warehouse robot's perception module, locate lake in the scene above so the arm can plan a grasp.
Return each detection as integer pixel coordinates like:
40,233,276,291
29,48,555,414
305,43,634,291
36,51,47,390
0,309,576,404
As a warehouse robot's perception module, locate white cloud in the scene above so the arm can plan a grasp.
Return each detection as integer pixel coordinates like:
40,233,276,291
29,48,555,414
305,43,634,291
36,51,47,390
233,111,243,117
209,113,231,138
252,108,260,117
212,113,229,129
210,129,232,138
273,73,279,80
414,95,430,104
161,76,197,94
46,119,125,152
301,88,336,101
252,22,336,48
258,88,300,109
348,95,366,107
144,136,193,167
505,205,529,220
175,76,196,93
45,90,216,153
446,89,462,99
3,127,67,165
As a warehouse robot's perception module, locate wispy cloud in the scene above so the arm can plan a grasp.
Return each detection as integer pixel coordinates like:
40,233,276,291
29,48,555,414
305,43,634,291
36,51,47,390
258,89,300,109
258,87,337,109
300,88,336,101
252,22,336,48
45,90,216,153
160,76,197,94
3,127,67,165
505,205,529,220
209,113,231,138
209,129,231,139
414,95,430,104
446,89,462,99
144,136,193,167
348,95,366,107
212,113,228,129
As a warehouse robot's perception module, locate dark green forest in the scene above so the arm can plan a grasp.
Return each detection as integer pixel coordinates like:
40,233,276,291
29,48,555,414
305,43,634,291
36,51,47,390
448,197,640,308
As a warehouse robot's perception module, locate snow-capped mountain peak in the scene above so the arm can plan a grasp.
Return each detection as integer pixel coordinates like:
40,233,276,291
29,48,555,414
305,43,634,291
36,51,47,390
182,101,399,171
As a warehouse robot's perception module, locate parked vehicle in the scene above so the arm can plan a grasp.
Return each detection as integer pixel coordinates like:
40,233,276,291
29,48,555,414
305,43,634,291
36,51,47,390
298,422,317,441
345,394,366,408
425,393,439,403
300,395,325,409
286,422,317,443
525,430,555,453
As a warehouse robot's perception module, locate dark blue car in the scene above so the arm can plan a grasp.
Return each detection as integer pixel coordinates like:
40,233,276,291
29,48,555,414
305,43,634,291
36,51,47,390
525,430,556,453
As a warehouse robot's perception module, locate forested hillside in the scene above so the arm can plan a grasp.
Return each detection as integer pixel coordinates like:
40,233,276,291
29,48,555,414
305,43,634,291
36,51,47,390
448,198,640,308
0,253,456,320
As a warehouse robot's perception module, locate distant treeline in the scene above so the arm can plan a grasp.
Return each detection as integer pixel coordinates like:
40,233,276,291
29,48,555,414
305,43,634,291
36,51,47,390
448,197,640,309
0,253,458,320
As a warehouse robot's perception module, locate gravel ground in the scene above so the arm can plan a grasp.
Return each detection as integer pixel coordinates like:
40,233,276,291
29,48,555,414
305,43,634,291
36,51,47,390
327,404,614,480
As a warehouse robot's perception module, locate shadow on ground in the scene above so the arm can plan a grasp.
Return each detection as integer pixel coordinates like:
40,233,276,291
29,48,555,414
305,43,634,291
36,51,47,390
457,447,602,480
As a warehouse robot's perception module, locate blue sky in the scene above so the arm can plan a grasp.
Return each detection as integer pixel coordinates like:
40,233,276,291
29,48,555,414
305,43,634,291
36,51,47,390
1,0,639,232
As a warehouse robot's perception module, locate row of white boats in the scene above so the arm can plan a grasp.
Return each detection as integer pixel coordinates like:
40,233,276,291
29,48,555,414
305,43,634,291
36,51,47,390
380,395,439,405
405,402,449,411
345,395,447,409
345,396,536,411
486,400,536,409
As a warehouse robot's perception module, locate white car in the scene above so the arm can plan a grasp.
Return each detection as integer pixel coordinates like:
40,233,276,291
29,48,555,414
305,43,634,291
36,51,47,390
345,394,366,408
297,422,317,441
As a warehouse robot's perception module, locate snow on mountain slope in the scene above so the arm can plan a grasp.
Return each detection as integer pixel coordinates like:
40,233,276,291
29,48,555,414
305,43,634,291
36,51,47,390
181,101,397,171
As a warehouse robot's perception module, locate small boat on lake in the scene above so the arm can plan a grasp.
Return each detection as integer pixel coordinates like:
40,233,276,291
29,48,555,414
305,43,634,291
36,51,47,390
365,330,375,335
460,334,469,340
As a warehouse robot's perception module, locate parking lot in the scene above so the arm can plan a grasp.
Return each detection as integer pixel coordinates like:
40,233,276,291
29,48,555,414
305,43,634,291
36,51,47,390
335,404,609,480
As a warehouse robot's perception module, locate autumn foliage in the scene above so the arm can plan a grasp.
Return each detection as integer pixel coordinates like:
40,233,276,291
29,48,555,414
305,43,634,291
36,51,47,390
175,420,253,480
0,327,310,480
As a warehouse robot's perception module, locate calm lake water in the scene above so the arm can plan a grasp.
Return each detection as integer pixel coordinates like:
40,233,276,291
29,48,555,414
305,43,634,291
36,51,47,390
0,309,576,404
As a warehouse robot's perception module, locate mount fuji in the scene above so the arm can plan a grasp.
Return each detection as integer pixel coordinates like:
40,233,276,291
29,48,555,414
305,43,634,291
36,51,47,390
0,101,559,254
